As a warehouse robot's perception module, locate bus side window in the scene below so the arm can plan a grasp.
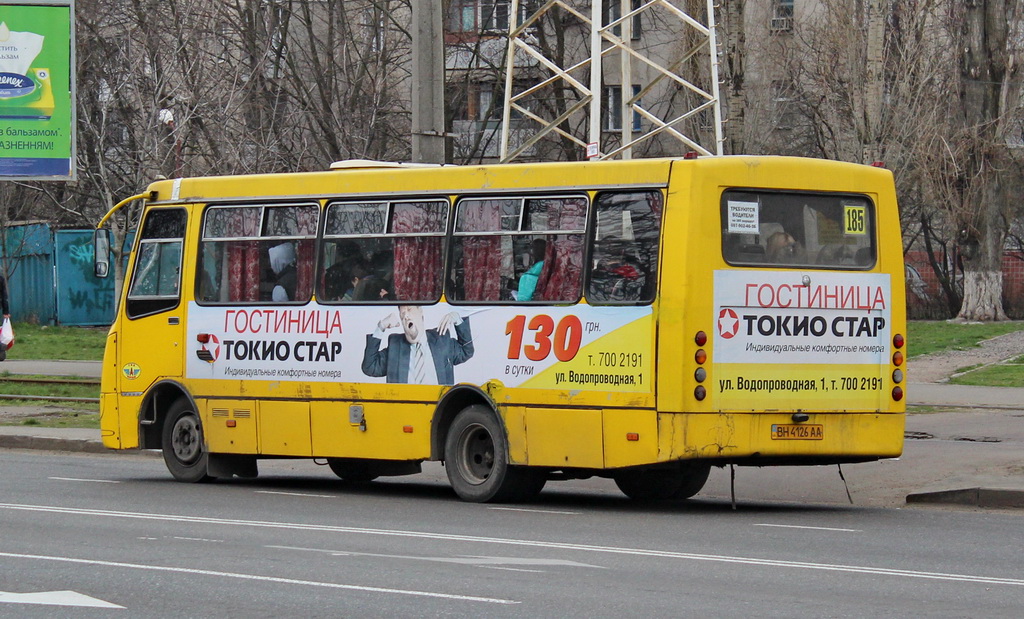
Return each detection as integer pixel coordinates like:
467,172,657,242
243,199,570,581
390,200,446,302
450,195,585,303
198,204,317,304
588,191,662,304
318,200,446,304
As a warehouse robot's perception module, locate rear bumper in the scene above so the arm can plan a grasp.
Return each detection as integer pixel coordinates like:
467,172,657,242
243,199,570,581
658,411,905,465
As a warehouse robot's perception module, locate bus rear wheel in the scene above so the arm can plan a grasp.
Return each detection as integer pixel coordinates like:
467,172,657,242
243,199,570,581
326,458,380,483
614,463,710,502
445,405,542,503
162,398,212,483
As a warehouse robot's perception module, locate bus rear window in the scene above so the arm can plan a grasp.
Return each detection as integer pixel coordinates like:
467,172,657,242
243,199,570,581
721,190,876,269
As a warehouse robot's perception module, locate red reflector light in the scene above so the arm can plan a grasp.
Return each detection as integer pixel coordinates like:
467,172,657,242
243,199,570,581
893,351,904,366
403,425,414,433
893,333,904,348
871,161,885,167
695,331,707,346
683,151,699,159
626,433,639,441
197,333,210,343
892,386,903,401
226,419,236,428
695,349,707,364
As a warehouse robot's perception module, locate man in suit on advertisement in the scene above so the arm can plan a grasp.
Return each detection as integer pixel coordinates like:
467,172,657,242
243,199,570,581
361,305,474,385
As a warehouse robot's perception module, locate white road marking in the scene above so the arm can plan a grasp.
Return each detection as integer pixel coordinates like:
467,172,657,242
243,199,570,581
47,477,120,484
0,552,516,605
488,506,580,515
0,590,124,609
269,545,604,569
255,490,334,498
754,524,862,533
3,502,1022,588
172,537,224,543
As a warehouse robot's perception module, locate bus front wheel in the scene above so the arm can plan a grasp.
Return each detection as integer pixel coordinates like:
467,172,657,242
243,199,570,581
161,398,212,483
445,405,541,503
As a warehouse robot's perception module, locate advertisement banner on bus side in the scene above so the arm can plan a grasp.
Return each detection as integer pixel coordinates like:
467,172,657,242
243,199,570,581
713,270,891,408
184,303,653,393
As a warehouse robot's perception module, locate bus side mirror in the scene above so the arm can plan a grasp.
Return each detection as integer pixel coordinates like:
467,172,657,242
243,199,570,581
94,229,111,278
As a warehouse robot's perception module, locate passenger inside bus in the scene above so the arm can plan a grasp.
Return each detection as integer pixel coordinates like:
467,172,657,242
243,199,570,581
765,229,806,264
516,238,547,301
268,242,297,301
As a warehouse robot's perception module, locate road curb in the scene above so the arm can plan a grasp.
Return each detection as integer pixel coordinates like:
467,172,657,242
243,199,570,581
906,488,1024,509
0,434,110,454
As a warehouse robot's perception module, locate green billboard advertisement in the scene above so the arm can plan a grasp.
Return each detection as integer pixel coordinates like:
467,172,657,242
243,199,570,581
0,2,73,179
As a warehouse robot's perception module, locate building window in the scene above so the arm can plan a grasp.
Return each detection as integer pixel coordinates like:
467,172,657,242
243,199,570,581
448,1,533,34
603,85,642,132
770,0,794,31
451,81,503,124
602,0,643,40
771,80,797,130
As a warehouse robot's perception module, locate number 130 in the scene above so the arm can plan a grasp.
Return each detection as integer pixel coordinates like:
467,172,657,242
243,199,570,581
506,314,583,362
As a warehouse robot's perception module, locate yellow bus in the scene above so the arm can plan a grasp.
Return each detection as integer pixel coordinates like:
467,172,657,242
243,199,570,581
95,156,906,502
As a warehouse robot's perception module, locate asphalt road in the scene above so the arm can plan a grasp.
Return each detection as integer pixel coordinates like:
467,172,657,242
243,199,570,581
2,451,1023,617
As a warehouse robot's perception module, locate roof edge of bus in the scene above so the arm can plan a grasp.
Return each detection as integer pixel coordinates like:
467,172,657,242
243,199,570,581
328,159,453,170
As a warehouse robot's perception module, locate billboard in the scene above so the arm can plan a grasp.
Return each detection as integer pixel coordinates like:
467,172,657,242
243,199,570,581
0,1,74,179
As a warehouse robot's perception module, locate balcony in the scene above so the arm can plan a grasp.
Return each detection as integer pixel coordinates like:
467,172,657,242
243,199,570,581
452,120,535,160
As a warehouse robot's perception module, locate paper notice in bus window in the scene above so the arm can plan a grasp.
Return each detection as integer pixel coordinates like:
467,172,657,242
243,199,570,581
727,200,759,234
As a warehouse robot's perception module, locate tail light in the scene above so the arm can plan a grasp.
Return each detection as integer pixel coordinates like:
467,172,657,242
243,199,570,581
694,331,707,400
891,333,905,400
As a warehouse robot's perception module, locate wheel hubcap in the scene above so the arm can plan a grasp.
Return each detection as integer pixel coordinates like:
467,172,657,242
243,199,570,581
171,415,201,464
457,423,494,485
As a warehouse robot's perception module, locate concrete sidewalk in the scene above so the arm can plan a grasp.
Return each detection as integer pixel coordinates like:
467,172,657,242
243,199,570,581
1,359,102,378
907,382,1024,410
0,360,1021,509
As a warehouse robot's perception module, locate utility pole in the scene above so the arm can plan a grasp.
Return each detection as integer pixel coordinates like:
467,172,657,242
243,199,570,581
862,0,884,163
722,0,746,156
411,1,446,163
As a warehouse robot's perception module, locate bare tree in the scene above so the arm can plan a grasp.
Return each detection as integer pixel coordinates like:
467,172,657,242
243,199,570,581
948,0,1021,321
743,1,1023,319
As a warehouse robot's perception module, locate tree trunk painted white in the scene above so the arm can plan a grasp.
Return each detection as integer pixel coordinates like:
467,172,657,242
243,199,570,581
958,269,1008,322
953,0,1015,322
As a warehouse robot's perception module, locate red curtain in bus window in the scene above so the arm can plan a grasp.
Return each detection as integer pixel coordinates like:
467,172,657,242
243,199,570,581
393,237,442,300
295,239,315,300
228,242,260,301
392,203,443,300
293,206,319,300
220,209,261,302
459,201,501,301
535,198,586,301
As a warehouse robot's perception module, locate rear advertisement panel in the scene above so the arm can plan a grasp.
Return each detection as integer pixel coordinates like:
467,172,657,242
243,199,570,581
713,270,891,410
183,303,653,393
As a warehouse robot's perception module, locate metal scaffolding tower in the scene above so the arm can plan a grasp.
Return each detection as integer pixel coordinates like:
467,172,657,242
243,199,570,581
500,0,723,162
